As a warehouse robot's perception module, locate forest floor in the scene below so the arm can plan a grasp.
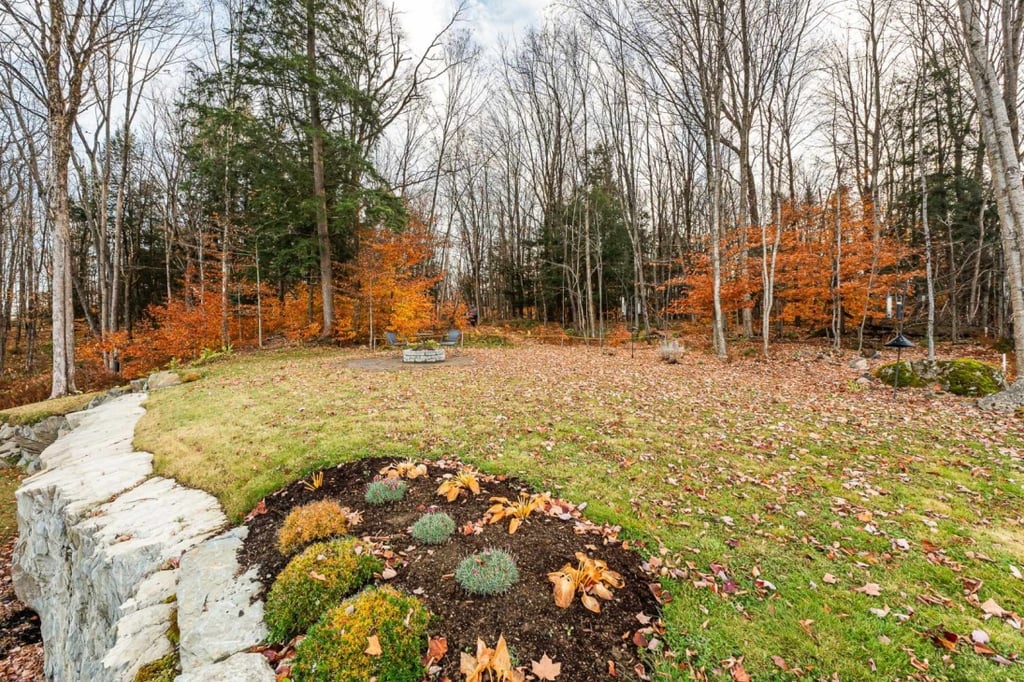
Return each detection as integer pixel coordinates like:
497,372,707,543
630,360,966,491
132,338,1024,680
0,468,43,681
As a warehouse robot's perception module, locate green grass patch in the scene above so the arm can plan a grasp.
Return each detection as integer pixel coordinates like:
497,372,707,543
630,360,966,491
0,391,103,425
0,468,25,543
136,346,1024,681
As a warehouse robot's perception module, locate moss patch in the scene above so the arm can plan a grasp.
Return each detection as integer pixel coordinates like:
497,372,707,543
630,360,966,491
292,586,430,682
133,652,177,682
942,359,1003,395
874,361,928,388
264,537,382,641
876,359,1004,395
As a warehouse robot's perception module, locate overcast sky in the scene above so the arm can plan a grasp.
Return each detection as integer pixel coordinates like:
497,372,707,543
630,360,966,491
390,0,555,56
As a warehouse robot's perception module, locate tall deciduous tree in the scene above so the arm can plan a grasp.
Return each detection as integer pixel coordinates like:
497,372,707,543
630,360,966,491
957,0,1024,403
0,0,133,396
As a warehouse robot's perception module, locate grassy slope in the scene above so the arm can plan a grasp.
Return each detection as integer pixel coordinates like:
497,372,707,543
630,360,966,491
0,392,102,426
135,345,1024,681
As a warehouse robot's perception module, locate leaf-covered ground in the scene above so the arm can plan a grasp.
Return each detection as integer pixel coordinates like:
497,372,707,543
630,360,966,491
0,468,43,681
136,341,1024,680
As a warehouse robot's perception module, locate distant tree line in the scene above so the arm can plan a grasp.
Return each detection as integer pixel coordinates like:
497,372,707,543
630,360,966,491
0,0,1022,399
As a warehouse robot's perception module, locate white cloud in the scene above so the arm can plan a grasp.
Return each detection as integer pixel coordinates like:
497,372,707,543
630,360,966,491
390,0,553,57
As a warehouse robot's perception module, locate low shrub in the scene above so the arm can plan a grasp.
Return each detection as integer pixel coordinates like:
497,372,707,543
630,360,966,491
455,548,519,596
365,478,408,505
291,586,431,682
410,512,455,545
276,500,358,555
264,538,382,641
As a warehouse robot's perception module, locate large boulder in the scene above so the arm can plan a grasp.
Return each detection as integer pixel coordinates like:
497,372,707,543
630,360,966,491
147,371,182,391
875,359,1006,396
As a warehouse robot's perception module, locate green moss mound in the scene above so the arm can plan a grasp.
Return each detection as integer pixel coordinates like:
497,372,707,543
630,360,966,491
943,359,1003,396
875,361,928,388
876,359,1004,396
291,586,431,682
264,538,382,641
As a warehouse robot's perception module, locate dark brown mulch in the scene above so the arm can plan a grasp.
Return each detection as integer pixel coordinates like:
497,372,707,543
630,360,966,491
0,539,43,681
239,458,664,681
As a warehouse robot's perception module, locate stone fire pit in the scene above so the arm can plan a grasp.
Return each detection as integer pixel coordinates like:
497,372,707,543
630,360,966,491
402,347,446,363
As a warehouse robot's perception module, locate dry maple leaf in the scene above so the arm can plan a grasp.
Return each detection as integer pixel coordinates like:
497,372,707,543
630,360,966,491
531,654,561,680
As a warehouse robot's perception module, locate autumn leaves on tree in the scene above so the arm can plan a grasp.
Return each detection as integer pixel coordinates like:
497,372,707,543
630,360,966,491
669,190,913,341
79,216,440,378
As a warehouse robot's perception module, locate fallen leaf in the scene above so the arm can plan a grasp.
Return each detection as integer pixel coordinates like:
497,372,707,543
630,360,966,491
381,567,397,580
971,629,989,644
855,582,882,596
928,629,958,650
869,605,890,618
731,663,751,682
308,571,327,582
365,635,382,656
423,636,447,666
823,573,838,584
979,598,1007,618
771,654,790,671
607,660,617,677
974,640,996,655
531,654,562,680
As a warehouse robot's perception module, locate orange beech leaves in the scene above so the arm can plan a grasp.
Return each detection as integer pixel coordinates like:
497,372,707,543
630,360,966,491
341,216,441,341
669,191,916,333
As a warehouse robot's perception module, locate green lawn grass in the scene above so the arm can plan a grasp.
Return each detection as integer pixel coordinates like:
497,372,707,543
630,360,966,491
134,345,1024,680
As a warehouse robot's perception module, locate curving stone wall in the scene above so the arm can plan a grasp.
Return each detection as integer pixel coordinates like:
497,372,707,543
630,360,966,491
11,393,272,681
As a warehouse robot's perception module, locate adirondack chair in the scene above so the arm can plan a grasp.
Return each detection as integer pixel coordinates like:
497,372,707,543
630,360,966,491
385,331,407,347
439,329,461,347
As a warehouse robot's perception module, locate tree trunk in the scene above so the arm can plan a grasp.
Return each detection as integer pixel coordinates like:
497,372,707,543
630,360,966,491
307,0,334,337
959,0,1024,391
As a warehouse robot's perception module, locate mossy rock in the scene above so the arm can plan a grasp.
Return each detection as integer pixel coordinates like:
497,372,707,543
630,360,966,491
264,538,382,641
876,359,1005,396
875,361,929,389
291,586,431,682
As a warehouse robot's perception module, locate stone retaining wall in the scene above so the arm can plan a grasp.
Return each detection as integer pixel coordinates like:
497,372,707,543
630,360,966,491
11,393,272,681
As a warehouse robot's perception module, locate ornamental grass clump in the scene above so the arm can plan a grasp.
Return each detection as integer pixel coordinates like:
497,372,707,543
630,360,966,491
455,549,520,596
291,586,431,682
365,478,408,505
276,500,361,556
410,511,456,545
264,538,382,641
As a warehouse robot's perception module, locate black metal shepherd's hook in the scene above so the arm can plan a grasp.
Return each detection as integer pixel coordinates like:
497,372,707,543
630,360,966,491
884,333,915,398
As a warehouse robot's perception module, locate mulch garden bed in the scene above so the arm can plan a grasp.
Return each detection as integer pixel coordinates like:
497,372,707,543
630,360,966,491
239,457,667,681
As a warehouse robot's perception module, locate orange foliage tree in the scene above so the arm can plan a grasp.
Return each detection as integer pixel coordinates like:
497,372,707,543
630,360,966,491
669,189,914,339
340,216,440,343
